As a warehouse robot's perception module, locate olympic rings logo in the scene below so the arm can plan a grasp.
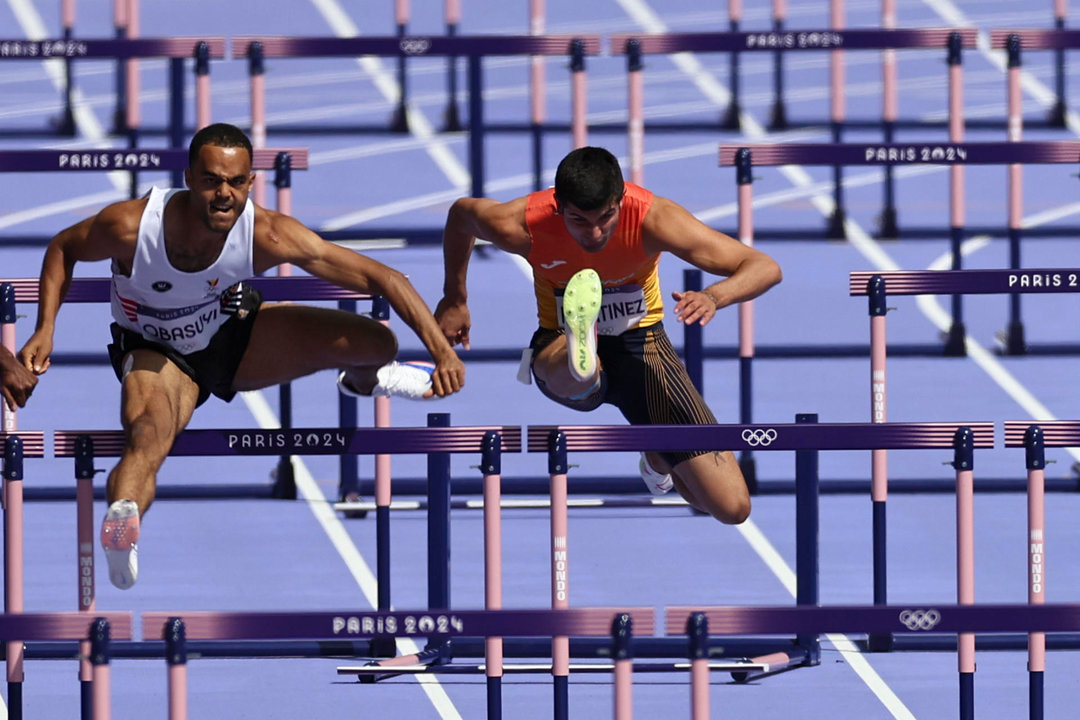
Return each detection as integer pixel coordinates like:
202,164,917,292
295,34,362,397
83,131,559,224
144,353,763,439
399,37,432,55
898,609,941,631
741,428,778,447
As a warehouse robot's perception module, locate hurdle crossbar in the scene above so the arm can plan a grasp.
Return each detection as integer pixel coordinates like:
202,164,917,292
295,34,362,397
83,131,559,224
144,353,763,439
526,422,994,452
0,148,308,173
720,140,1080,166
54,425,523,457
609,27,976,54
665,603,1080,636
2,276,363,304
233,34,601,58
850,269,1080,296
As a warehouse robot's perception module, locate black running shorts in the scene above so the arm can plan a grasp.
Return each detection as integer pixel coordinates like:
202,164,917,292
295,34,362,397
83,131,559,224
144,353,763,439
107,285,263,407
529,321,718,467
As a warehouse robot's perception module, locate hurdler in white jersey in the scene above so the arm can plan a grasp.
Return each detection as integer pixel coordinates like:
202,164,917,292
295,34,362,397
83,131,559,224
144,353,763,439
110,187,254,354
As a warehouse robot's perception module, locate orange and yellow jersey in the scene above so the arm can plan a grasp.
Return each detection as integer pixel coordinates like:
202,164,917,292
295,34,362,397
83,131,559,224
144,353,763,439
525,182,664,334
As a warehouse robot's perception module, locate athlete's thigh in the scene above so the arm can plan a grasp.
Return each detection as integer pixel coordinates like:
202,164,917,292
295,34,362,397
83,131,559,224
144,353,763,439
233,303,397,389
119,349,200,438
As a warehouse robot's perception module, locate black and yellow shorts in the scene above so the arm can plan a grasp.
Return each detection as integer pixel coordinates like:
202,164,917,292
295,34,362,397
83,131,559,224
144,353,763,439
529,321,717,467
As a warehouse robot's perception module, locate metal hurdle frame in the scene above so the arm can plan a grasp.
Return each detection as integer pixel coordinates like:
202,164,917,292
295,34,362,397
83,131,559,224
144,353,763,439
848,267,1080,654
232,34,601,204
613,28,975,238
51,420,521,712
728,140,1080,356
0,611,133,720
527,418,992,717
145,607,650,720
667,601,1080,720
0,35,224,158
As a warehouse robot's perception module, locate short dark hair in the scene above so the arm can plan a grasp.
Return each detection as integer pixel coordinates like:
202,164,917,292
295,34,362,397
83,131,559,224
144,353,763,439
188,123,253,167
553,147,624,211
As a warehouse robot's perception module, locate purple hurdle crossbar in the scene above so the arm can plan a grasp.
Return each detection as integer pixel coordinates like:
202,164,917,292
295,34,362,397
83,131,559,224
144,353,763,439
232,35,602,198
145,607,652,719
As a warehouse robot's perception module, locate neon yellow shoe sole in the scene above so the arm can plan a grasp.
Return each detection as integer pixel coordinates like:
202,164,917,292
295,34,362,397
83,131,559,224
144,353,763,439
562,268,602,381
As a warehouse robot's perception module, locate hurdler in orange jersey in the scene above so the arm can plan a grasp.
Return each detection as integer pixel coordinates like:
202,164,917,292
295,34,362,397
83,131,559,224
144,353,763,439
437,146,781,525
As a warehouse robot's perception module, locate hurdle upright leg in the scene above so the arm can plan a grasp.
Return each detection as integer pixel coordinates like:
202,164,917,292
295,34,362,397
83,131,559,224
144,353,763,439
1048,4,1068,127
75,435,98,720
1004,35,1026,355
768,0,788,129
1024,426,1046,720
391,0,410,132
3,436,25,720
165,618,188,720
721,2,741,130
529,0,546,191
877,0,899,238
867,276,892,652
58,0,77,136
953,428,976,720
443,0,463,131
481,432,504,719
734,150,757,493
944,32,967,356
548,430,570,720
826,0,847,240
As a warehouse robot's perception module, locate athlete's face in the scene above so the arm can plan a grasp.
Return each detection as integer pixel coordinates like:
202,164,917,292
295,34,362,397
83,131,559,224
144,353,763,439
185,144,254,234
559,198,621,253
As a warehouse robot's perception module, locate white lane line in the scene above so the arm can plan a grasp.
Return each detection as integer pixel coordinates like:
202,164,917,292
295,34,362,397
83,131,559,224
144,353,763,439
239,391,464,720
614,0,917,716
308,0,470,189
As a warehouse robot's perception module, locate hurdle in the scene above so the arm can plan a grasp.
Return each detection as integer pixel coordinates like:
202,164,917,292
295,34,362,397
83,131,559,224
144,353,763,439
729,140,1080,356
143,607,649,720
51,420,520,650
667,601,1080,720
0,611,132,720
614,27,974,237
0,34,224,148
233,34,601,201
849,267,1080,650
527,418,991,702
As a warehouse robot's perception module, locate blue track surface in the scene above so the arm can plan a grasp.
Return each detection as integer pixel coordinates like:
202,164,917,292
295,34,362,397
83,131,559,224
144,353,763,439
4,0,1080,717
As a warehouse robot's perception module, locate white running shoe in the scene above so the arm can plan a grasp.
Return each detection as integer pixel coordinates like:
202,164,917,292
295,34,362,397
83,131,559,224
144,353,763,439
639,453,674,495
338,361,436,400
562,269,602,382
100,499,140,590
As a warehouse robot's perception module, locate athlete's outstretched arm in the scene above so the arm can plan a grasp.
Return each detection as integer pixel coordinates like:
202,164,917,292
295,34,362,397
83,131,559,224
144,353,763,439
253,208,465,396
436,196,531,349
20,207,139,374
642,196,782,326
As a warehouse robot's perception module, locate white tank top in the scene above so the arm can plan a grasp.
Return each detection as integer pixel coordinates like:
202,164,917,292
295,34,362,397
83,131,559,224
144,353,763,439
110,187,255,354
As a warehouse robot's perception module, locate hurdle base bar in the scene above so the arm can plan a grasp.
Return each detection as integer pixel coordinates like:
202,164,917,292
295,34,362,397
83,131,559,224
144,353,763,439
444,636,801,660
883,633,1080,652
730,646,816,683
338,659,772,676
341,474,1080,499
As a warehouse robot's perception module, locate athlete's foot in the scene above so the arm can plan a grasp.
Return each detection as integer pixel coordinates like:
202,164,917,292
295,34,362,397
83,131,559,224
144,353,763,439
100,499,140,590
639,453,674,495
563,269,602,382
338,361,436,400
